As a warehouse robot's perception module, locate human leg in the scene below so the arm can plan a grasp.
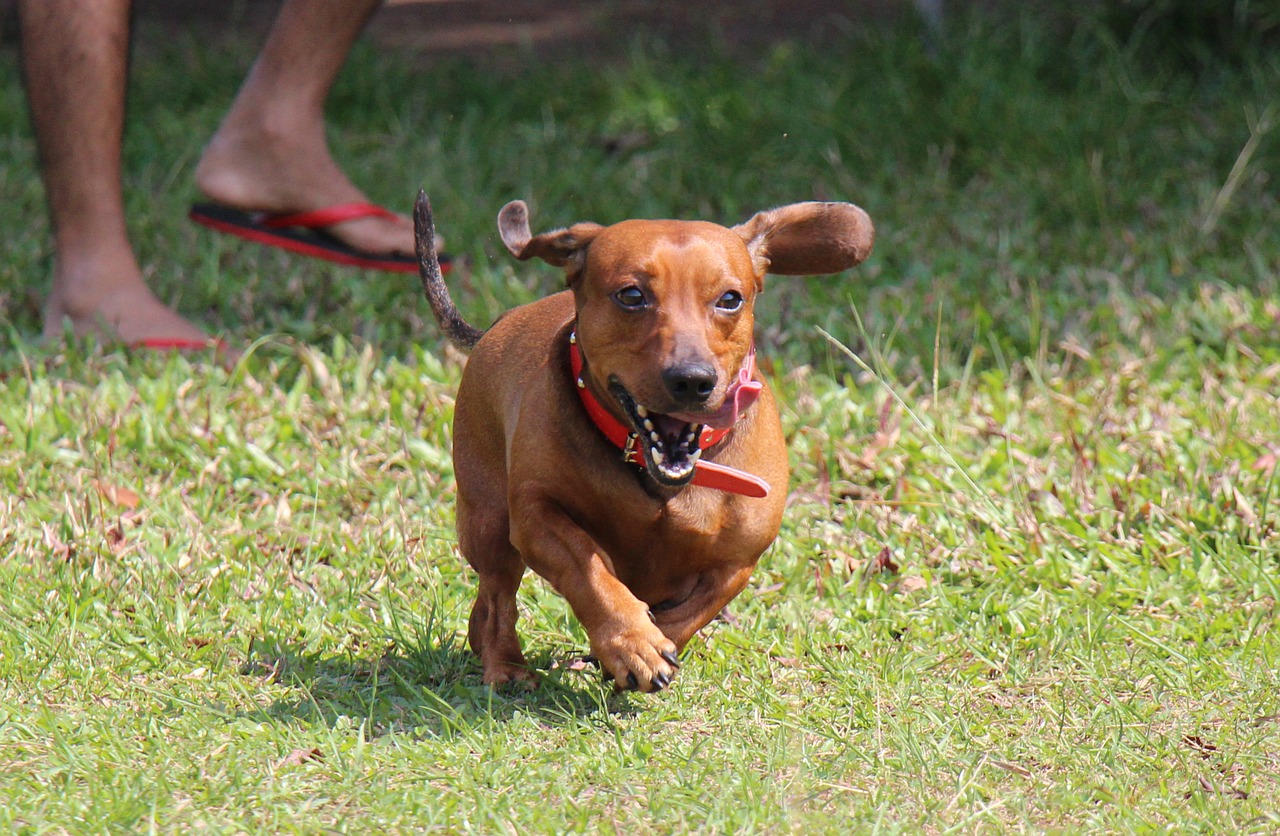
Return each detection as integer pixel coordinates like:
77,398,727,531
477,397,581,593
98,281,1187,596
195,0,415,259
21,0,208,344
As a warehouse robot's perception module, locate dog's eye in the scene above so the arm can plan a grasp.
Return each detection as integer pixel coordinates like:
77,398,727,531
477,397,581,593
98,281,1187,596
715,290,744,312
614,286,647,310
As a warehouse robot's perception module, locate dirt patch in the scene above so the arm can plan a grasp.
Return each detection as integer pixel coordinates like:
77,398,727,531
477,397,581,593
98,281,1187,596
2,0,912,60
369,0,904,59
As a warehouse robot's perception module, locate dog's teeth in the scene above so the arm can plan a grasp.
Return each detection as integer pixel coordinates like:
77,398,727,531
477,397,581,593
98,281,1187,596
690,449,702,462
643,419,654,432
649,431,661,443
652,449,665,464
637,405,649,418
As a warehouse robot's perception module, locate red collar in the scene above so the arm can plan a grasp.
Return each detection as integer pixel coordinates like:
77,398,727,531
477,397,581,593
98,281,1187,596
569,328,770,498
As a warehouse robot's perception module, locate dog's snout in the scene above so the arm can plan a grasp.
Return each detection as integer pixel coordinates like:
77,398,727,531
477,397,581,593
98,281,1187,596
662,362,717,404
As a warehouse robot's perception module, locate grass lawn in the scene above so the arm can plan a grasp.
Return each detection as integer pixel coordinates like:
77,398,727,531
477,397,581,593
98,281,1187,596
2,5,1279,831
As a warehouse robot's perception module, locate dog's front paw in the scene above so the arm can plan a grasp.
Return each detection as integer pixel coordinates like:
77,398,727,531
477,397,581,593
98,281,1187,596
591,618,681,693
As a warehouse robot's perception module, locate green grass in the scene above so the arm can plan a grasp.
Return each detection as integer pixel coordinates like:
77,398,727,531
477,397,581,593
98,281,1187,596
2,6,1280,831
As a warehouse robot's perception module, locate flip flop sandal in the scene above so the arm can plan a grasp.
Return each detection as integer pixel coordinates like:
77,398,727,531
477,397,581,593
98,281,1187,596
190,202,451,274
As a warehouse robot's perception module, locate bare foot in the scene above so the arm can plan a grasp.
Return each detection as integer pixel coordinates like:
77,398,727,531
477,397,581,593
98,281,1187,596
194,116,414,258
44,247,210,347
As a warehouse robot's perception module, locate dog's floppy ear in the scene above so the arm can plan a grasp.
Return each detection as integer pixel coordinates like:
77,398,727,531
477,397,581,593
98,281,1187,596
733,201,874,276
498,200,603,267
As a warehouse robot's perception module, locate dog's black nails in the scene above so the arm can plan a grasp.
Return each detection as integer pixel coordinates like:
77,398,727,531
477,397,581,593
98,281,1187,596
626,672,639,690
662,650,681,668
646,609,656,624
651,673,670,690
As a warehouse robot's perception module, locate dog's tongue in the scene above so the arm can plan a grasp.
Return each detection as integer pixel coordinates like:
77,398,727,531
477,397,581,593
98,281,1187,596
670,377,764,430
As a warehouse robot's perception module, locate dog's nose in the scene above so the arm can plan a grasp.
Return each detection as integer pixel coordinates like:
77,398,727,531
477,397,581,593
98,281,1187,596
662,362,717,405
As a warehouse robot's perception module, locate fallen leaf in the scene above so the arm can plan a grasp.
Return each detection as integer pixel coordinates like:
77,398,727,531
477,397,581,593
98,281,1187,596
991,760,1032,777
92,479,140,510
241,658,283,681
810,453,832,505
1028,489,1067,518
1191,775,1248,800
1059,337,1093,360
41,524,72,561
870,546,899,575
278,747,324,767
1109,485,1126,515
276,494,292,525
898,576,928,592
1182,735,1217,758
1232,487,1257,524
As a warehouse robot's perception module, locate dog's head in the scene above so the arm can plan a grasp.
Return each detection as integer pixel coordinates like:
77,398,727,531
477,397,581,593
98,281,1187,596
498,200,874,487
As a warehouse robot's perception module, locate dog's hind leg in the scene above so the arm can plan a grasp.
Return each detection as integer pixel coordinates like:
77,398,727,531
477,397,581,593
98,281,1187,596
458,497,533,686
469,570,531,686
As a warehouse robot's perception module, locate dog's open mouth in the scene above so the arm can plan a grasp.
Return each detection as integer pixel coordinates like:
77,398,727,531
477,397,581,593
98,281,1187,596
609,383,704,487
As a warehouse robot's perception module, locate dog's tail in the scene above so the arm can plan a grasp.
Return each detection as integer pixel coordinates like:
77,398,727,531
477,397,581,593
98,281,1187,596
414,190,484,352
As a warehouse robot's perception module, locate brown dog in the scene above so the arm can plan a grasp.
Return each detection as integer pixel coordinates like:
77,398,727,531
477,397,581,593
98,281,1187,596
414,193,873,691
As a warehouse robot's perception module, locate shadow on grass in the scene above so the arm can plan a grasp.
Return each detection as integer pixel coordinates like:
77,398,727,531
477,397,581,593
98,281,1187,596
234,632,643,738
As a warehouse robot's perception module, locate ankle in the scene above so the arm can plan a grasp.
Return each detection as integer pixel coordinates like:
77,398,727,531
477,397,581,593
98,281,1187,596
208,93,325,157
49,248,145,311
196,115,329,203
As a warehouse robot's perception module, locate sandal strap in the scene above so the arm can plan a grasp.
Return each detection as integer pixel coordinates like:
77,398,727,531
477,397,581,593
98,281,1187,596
261,202,398,229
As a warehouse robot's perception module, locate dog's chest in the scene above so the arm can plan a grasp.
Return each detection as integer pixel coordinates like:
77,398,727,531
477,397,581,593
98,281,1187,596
575,489,773,582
